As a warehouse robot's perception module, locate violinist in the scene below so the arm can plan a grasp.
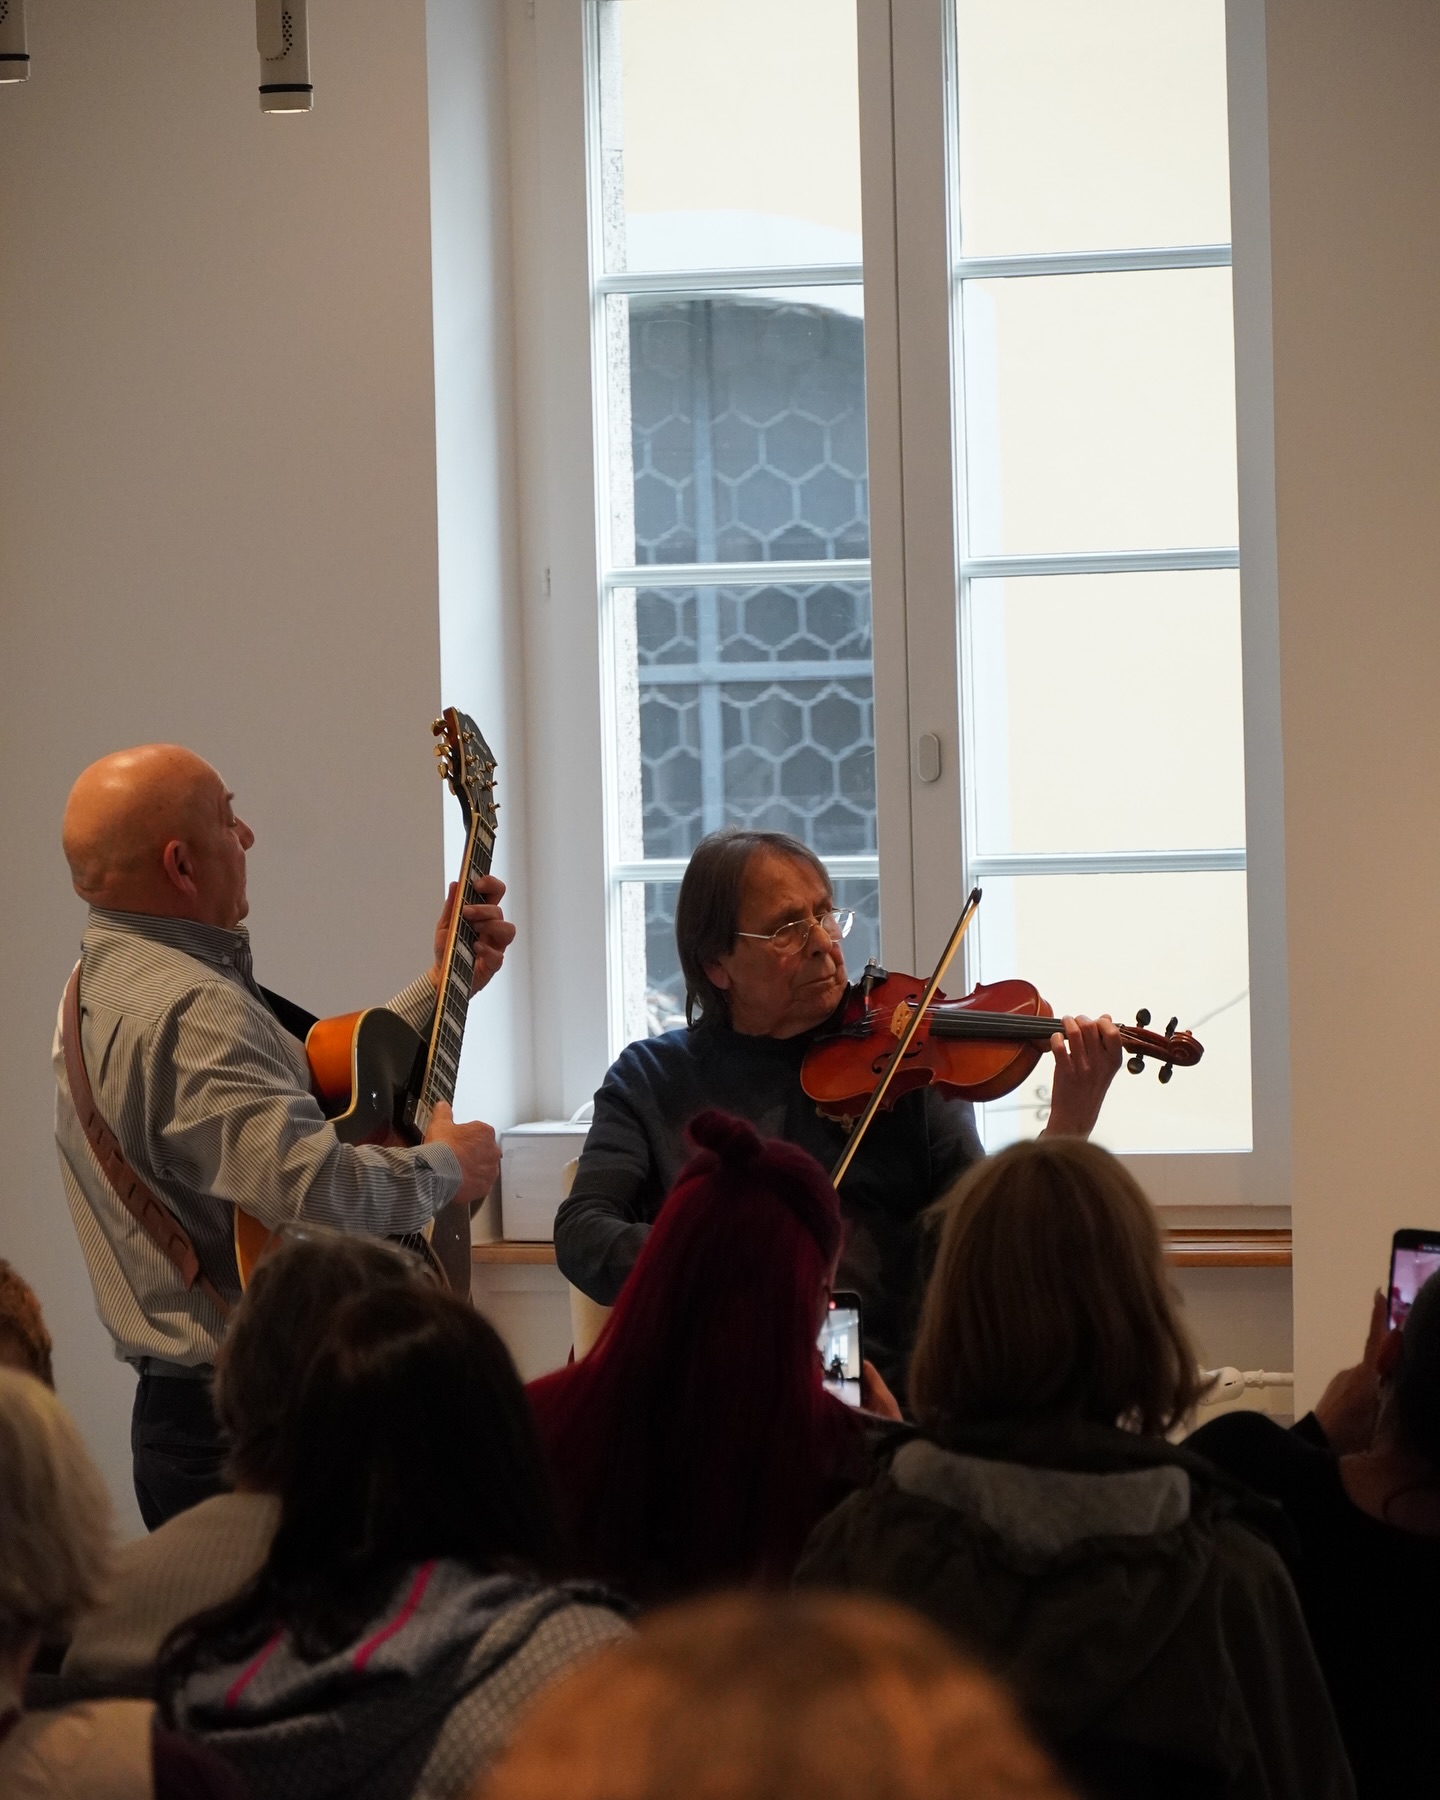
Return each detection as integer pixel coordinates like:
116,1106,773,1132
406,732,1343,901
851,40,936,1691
556,827,1123,1390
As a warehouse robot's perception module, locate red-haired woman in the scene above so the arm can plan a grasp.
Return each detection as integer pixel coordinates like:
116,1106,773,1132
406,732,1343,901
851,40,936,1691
527,1111,892,1605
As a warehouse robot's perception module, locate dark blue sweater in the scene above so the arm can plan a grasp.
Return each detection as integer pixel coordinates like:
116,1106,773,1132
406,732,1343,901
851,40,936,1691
554,1012,984,1389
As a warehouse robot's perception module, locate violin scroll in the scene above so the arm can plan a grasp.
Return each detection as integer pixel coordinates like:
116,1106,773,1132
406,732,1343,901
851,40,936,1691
1121,1009,1202,1084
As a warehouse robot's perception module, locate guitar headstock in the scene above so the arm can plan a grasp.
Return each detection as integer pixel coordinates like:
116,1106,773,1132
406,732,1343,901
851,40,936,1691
1119,1009,1205,1085
432,708,497,836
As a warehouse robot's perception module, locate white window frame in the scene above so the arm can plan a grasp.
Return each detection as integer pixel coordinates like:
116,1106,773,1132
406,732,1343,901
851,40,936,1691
511,0,1290,1215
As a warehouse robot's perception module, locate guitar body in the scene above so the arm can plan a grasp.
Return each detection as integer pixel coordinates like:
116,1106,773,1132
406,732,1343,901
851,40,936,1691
306,1008,426,1145
233,1007,461,1291
234,707,498,1300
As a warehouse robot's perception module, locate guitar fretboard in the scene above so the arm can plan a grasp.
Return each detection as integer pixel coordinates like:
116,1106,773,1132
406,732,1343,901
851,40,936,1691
414,813,495,1129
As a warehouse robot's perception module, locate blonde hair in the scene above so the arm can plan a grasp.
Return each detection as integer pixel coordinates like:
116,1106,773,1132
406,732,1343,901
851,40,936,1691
477,1592,1070,1800
0,1369,113,1653
910,1137,1201,1439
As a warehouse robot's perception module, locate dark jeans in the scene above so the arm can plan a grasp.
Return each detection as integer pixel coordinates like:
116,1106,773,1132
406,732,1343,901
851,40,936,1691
131,1370,227,1531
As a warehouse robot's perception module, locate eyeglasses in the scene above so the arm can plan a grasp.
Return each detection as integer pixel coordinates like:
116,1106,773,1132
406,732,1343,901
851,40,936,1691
734,908,855,956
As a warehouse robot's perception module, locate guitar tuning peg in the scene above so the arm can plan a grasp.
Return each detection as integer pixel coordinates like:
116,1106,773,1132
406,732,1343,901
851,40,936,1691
1164,1016,1178,1038
431,718,445,736
1127,1054,1146,1075
1135,1008,1151,1029
1158,1063,1174,1085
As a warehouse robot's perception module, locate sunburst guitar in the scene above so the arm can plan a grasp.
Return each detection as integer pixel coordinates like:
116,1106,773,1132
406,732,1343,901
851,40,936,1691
233,708,499,1292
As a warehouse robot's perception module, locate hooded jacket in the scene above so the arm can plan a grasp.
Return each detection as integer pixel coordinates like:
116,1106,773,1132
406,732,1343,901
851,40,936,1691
164,1558,629,1800
796,1421,1355,1800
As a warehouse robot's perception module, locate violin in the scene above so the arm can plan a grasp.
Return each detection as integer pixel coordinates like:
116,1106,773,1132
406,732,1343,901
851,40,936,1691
801,960,1205,1125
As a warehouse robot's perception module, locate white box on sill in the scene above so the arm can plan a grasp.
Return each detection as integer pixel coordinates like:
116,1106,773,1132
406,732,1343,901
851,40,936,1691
498,1120,592,1241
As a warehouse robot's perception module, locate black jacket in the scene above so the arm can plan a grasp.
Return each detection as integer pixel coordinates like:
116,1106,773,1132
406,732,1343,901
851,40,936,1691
796,1420,1355,1800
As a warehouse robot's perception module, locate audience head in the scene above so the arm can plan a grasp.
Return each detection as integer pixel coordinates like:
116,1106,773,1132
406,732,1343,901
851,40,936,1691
0,1369,111,1663
267,1283,558,1594
213,1230,427,1491
477,1591,1071,1800
62,743,253,928
674,826,834,1028
527,1110,854,1599
0,1260,54,1387
911,1137,1201,1440
159,1285,558,1683
1387,1268,1440,1465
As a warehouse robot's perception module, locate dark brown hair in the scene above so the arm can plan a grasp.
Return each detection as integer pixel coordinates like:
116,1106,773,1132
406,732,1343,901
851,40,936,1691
478,1591,1070,1800
161,1286,559,1679
212,1233,422,1489
674,828,830,1027
0,1259,54,1388
909,1137,1201,1439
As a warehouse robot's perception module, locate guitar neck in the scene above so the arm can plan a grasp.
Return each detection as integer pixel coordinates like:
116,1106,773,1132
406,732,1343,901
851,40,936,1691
411,814,494,1132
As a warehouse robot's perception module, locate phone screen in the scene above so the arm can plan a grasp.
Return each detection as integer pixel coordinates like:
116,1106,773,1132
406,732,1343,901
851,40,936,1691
819,1291,863,1408
1389,1233,1440,1328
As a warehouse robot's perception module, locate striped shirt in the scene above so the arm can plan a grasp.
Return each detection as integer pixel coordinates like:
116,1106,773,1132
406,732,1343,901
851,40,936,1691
53,909,462,1368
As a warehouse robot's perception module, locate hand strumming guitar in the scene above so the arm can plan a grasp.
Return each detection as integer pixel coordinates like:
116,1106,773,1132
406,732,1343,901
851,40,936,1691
424,1101,501,1204
429,870,516,997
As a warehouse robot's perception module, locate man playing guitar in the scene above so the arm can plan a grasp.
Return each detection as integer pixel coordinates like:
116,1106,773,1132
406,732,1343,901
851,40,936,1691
53,743,511,1528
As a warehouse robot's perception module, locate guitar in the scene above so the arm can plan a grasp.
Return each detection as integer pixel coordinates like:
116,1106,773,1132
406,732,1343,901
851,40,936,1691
233,708,499,1291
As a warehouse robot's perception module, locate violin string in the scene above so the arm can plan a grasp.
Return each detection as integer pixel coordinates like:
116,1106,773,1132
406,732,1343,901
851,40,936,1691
924,1010,1165,1044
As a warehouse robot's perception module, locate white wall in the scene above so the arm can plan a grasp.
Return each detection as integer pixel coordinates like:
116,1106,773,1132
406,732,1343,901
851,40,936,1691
1266,0,1440,1403
0,0,524,1532
427,0,533,1135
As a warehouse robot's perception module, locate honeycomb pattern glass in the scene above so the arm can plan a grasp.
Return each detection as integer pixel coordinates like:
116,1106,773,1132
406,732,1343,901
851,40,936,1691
637,580,875,859
621,293,869,566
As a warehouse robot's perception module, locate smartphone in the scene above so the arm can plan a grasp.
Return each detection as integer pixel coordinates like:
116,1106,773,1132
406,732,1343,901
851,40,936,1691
1388,1230,1440,1328
819,1290,864,1408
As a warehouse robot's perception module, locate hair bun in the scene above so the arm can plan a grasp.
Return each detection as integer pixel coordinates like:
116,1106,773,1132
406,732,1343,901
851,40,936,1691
686,1109,765,1169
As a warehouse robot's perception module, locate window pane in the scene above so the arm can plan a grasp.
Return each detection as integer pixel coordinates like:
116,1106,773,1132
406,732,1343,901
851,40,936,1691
967,570,1246,855
630,581,876,859
971,871,1252,1154
612,292,869,568
954,0,1231,258
622,874,880,1041
597,0,862,274
962,268,1238,557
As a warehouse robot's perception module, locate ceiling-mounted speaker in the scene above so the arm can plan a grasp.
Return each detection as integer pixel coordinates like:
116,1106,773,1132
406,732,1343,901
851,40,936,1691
0,0,30,84
257,0,312,113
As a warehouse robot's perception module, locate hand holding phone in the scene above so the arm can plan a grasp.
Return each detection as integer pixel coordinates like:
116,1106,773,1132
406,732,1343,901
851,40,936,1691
1313,1287,1392,1454
1388,1230,1440,1329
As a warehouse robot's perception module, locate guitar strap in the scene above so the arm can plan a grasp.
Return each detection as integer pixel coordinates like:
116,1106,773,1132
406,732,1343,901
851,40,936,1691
60,963,232,1321
258,985,319,1045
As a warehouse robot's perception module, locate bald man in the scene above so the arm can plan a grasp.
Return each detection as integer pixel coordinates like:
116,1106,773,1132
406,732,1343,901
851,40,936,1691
53,745,512,1528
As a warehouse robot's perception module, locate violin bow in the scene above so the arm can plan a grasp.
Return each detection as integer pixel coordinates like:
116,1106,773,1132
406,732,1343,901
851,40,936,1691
829,887,983,1187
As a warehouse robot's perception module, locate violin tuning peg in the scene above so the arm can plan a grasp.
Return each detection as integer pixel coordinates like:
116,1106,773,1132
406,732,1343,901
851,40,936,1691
1135,1008,1151,1029
1127,1054,1146,1075
1158,1063,1174,1085
1164,1016,1178,1039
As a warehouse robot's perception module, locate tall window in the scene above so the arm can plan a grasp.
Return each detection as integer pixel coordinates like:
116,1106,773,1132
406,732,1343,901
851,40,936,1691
574,0,1257,1167
950,0,1251,1154
590,0,879,1043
